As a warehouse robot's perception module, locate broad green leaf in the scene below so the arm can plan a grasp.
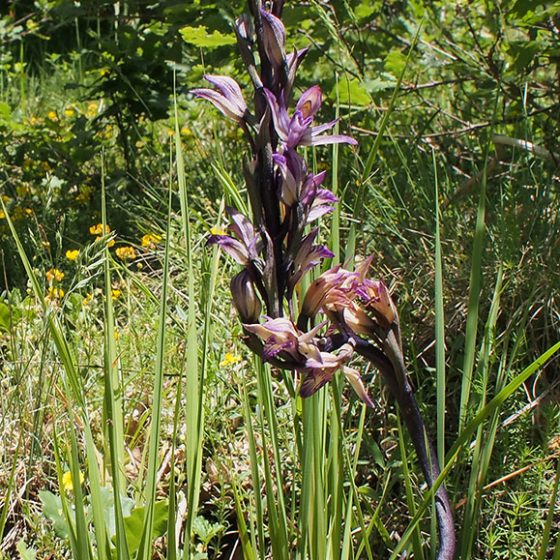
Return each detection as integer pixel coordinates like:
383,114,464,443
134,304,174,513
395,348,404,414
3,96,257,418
355,1,377,20
113,502,168,559
16,540,37,560
384,49,408,77
332,78,372,106
180,25,236,48
0,102,11,121
39,490,71,539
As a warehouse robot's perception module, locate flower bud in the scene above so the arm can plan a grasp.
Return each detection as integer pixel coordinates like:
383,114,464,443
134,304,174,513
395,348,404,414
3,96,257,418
231,270,262,323
364,280,397,329
260,8,286,69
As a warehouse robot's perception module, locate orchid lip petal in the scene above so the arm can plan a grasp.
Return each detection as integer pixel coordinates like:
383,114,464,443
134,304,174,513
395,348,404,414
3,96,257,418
307,205,335,222
296,85,322,119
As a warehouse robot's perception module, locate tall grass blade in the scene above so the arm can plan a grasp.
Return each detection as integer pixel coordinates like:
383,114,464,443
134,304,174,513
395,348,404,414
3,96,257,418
458,96,500,431
459,269,503,559
101,162,129,560
432,150,446,467
137,176,173,560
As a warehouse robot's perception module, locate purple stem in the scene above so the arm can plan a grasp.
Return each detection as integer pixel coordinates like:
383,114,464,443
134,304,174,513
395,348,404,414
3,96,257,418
356,340,456,560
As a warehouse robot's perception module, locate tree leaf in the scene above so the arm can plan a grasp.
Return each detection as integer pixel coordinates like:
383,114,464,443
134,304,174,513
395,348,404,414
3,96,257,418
180,25,236,48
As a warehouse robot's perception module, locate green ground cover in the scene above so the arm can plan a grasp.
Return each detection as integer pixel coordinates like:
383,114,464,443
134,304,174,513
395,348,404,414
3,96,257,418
1,1,559,558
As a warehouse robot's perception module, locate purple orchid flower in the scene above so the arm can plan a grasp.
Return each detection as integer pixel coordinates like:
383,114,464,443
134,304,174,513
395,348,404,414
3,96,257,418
289,229,334,289
264,86,357,149
300,342,373,407
243,317,373,406
300,257,396,336
208,207,262,266
273,149,337,223
192,75,248,123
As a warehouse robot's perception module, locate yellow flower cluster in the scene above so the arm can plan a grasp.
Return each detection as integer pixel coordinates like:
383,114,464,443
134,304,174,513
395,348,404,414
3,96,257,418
46,286,65,301
90,223,115,247
66,249,80,261
85,102,99,119
111,289,122,301
116,246,137,261
141,233,162,248
61,470,84,493
210,226,227,236
89,223,111,236
219,352,242,368
46,268,65,283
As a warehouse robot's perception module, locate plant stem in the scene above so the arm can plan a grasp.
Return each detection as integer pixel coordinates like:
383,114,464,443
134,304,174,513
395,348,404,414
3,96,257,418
356,341,456,560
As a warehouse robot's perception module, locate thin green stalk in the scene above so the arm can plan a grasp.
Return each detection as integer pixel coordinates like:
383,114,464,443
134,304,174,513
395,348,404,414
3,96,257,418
137,174,173,560
459,96,500,432
255,358,289,558
241,371,265,554
174,97,207,557
432,149,446,467
459,269,503,559
101,161,129,560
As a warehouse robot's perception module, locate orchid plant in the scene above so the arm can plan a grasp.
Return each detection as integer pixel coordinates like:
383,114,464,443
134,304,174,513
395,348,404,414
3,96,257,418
193,1,456,558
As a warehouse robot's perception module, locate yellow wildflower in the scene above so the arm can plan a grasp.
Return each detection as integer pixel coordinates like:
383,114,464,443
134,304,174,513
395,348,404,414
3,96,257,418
46,268,65,283
219,352,242,368
47,111,58,121
111,289,122,300
210,226,227,236
65,249,80,261
61,470,84,493
116,246,137,261
85,102,98,118
63,107,76,119
180,126,193,137
83,293,93,306
0,210,5,220
89,223,111,236
141,233,162,248
46,286,64,300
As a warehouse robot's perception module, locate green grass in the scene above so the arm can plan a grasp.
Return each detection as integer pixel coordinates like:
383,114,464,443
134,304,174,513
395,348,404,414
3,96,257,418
1,2,560,559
